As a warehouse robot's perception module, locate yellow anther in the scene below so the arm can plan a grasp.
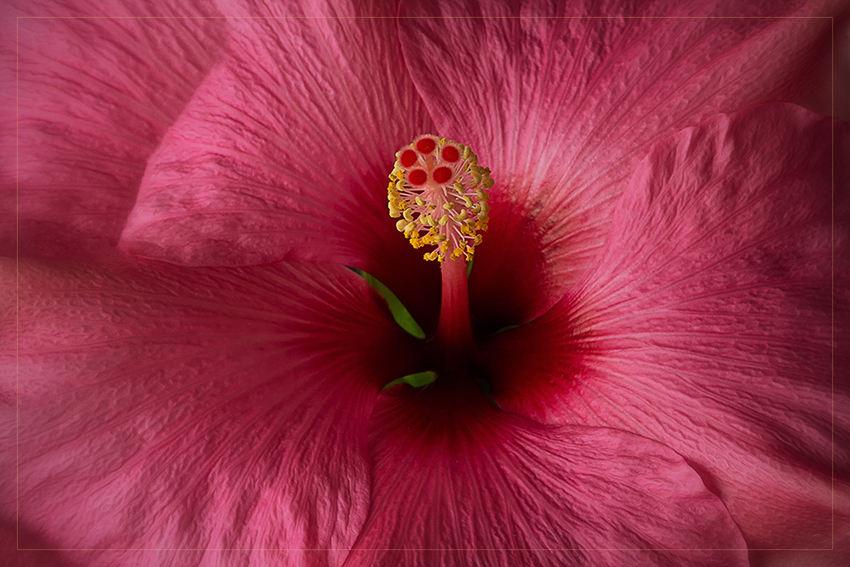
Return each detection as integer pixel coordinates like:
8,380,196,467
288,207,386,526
387,135,492,262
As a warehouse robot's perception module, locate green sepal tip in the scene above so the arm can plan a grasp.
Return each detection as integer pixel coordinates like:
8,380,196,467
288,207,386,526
348,267,426,339
383,371,438,390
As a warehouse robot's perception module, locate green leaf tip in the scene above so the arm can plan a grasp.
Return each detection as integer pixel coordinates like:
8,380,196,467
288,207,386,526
347,267,426,339
383,371,438,390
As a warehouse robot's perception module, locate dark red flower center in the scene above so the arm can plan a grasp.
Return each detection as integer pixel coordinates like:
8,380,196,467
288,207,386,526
382,136,499,398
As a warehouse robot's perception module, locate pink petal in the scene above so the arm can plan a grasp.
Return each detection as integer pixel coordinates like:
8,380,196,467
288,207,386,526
399,0,840,326
749,544,850,567
484,104,849,557
343,383,748,567
1,258,419,566
119,0,440,327
1,521,70,567
0,0,225,262
797,6,850,120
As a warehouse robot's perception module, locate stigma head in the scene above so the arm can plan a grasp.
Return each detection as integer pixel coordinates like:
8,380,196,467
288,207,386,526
388,135,492,262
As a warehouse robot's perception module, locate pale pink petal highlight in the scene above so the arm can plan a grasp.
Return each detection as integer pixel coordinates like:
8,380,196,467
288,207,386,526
119,1,430,265
399,0,840,326
486,104,849,556
120,0,441,329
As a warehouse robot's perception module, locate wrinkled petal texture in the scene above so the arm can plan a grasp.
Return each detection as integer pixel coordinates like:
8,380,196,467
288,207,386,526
120,0,441,328
342,385,748,567
1,259,419,567
400,0,839,329
1,0,226,262
486,104,850,559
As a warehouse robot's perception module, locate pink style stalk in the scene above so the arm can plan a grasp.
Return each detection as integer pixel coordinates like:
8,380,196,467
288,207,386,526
2,0,848,566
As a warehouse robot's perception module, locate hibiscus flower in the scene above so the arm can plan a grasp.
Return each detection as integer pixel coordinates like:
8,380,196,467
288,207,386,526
2,0,848,566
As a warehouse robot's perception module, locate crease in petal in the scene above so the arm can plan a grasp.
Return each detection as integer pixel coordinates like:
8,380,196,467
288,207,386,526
1,0,226,262
1,258,420,567
120,0,440,329
484,103,850,555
